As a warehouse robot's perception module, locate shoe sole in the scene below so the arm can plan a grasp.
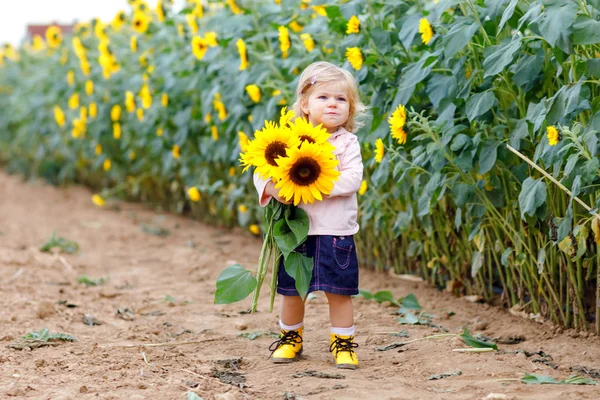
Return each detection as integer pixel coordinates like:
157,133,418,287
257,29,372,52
335,364,358,370
271,348,303,364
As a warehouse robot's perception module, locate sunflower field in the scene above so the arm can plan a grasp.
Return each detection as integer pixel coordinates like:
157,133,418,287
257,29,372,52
1,0,600,331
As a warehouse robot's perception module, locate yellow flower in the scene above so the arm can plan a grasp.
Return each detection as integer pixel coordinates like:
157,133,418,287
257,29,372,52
129,151,137,160
113,123,122,139
238,205,248,213
32,35,46,51
273,141,340,206
419,18,434,45
67,70,75,86
245,84,261,103
227,0,242,14
156,0,166,22
359,180,368,195
132,12,151,33
172,144,181,159
125,91,136,112
192,0,204,18
248,115,253,123
139,83,152,109
112,11,127,31
72,118,86,139
312,5,327,16
137,108,144,121
80,58,91,76
161,93,169,107
130,36,138,52
278,26,290,59
89,102,97,118
95,144,103,155
388,104,407,145
211,125,219,141
238,131,250,152
288,117,333,149
53,106,66,127
249,224,261,235
229,167,236,177
85,80,94,96
68,93,80,109
346,15,360,34
345,47,363,70
547,126,560,146
374,138,385,163
300,33,315,52
186,14,199,34
204,113,212,123
92,194,105,207
289,20,303,33
205,31,218,47
157,127,164,136
191,36,208,60
80,106,88,122
188,186,201,202
213,93,227,121
46,26,62,48
111,104,122,121
103,159,112,171
236,39,249,71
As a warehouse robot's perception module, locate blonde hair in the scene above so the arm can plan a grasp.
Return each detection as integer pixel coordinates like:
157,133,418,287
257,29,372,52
292,61,367,133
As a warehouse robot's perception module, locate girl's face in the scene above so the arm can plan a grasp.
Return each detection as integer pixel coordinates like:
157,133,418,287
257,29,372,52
300,81,350,133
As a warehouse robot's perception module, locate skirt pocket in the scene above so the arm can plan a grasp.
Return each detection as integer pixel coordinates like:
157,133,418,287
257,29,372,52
333,236,353,269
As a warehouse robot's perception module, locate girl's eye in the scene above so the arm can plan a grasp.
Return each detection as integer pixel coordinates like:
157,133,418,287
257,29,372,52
337,97,347,102
318,95,327,100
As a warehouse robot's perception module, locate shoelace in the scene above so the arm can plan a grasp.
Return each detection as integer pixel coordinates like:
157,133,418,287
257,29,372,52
268,330,302,355
329,336,358,359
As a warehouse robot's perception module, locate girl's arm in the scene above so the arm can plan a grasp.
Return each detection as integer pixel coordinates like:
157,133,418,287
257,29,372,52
253,173,290,206
328,136,363,198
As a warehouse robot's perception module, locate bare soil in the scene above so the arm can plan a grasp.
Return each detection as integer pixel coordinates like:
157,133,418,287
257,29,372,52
1,170,600,400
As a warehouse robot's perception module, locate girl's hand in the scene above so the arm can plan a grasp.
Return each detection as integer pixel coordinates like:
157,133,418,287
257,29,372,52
265,180,291,204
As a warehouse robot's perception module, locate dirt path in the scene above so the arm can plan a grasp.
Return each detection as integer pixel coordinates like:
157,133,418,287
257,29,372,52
1,171,600,399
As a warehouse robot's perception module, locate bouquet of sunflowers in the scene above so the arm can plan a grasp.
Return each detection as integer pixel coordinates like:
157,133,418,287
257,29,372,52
214,108,340,312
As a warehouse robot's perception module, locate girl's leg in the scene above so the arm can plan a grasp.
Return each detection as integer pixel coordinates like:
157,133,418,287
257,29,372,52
324,292,354,327
280,295,305,326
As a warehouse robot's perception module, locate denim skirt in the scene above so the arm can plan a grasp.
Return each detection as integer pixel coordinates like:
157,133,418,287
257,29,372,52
276,235,359,296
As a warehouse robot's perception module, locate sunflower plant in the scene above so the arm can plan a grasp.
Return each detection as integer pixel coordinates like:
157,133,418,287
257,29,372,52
215,108,340,312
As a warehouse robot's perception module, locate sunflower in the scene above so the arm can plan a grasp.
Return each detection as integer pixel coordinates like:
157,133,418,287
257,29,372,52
288,118,333,150
156,0,166,22
278,26,290,59
111,104,122,121
53,106,66,127
359,180,368,195
161,93,169,107
186,14,199,34
132,12,151,33
419,18,434,45
300,33,315,52
547,126,560,146
245,84,261,103
345,47,363,70
239,122,300,179
388,104,407,145
130,36,138,52
32,35,45,51
236,39,249,71
374,138,385,163
346,15,360,34
85,80,94,96
272,141,340,206
192,36,208,60
92,194,105,207
112,11,127,31
125,91,136,112
188,187,201,202
205,31,218,47
46,26,62,48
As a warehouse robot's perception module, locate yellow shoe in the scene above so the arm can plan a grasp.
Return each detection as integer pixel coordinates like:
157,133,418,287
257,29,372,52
330,333,358,369
269,327,303,363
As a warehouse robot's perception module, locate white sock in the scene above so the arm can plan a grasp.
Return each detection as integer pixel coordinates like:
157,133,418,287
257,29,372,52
280,320,303,331
331,325,355,336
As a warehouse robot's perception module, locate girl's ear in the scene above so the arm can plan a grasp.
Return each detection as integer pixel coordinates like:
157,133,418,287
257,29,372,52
300,96,309,115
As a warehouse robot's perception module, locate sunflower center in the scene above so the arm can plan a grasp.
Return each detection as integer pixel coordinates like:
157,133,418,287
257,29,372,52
290,157,321,186
198,43,206,51
298,135,315,144
135,20,142,27
265,141,287,166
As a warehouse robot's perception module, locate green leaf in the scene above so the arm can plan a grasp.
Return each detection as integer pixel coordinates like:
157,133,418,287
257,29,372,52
398,312,420,325
371,28,392,54
273,218,301,259
521,373,559,385
442,17,479,58
214,264,257,304
587,59,600,79
572,16,600,45
511,50,544,89
509,119,530,150
501,247,513,267
284,206,309,246
187,392,205,400
471,251,484,278
358,289,374,300
460,328,498,350
482,38,522,78
400,293,422,310
427,75,457,109
398,14,421,49
532,1,577,53
479,140,499,174
284,252,314,299
373,290,398,305
518,177,547,220
393,53,437,108
466,92,497,122
498,0,519,32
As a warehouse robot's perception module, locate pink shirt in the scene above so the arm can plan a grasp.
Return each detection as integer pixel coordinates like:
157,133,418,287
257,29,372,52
253,127,363,236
